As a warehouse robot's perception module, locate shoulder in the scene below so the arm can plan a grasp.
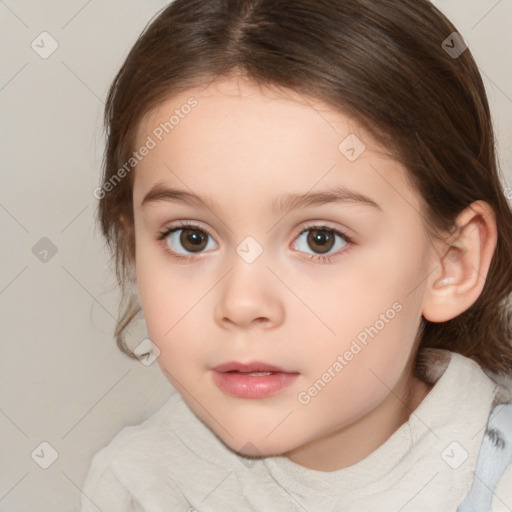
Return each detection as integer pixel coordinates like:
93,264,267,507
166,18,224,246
459,390,512,512
93,394,180,459
80,395,188,511
88,393,194,471
488,399,512,511
493,460,512,512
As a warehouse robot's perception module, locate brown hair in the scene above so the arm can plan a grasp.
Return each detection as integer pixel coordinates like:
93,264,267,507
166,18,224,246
97,0,512,374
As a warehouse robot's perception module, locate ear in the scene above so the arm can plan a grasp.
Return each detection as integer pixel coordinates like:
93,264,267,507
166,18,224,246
119,213,133,232
422,200,497,322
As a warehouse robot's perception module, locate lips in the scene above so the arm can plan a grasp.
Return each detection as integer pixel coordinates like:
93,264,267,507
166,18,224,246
212,361,291,373
211,361,299,399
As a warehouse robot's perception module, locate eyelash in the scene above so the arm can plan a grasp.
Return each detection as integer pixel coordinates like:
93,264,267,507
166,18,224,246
157,221,354,264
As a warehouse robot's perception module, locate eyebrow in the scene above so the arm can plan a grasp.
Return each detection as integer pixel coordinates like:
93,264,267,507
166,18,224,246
140,184,382,214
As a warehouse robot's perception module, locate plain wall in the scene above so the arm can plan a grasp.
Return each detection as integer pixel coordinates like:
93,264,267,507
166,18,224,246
1,1,511,510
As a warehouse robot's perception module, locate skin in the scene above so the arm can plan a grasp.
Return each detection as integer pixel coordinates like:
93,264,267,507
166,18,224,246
128,74,497,471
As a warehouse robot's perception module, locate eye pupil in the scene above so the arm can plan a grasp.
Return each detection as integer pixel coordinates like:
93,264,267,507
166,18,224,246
308,229,334,254
181,229,208,252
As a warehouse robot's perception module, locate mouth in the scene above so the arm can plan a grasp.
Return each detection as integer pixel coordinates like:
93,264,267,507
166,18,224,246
211,361,300,399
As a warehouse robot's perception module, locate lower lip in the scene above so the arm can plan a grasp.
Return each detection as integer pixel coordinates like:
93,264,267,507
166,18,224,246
212,371,299,398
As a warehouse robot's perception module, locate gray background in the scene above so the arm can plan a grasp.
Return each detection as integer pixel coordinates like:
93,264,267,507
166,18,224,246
1,1,511,511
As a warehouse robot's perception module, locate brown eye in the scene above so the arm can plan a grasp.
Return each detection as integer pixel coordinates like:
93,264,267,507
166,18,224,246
159,224,218,257
180,228,208,252
179,228,209,253
306,229,336,254
293,225,350,259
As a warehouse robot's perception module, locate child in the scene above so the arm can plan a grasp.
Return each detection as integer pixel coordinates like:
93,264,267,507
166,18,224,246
82,0,512,510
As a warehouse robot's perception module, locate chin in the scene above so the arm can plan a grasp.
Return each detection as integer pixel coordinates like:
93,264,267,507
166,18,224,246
232,439,289,458
213,428,299,459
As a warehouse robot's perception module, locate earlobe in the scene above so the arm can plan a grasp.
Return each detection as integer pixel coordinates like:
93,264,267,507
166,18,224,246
119,213,132,231
422,201,497,323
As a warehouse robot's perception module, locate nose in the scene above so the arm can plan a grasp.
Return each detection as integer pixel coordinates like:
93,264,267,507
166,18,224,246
214,262,285,330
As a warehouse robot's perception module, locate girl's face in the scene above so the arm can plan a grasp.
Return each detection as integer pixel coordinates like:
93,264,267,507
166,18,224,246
132,76,435,470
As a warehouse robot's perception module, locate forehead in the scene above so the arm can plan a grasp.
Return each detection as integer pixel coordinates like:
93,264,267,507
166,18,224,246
135,75,375,153
132,75,420,216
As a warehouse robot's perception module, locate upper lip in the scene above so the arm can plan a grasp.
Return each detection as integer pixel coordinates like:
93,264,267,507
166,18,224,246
212,361,297,373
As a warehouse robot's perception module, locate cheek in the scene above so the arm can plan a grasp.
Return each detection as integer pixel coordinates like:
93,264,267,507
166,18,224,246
300,232,428,392
139,278,205,380
135,245,192,347
340,223,428,317
294,302,421,435
309,254,423,350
